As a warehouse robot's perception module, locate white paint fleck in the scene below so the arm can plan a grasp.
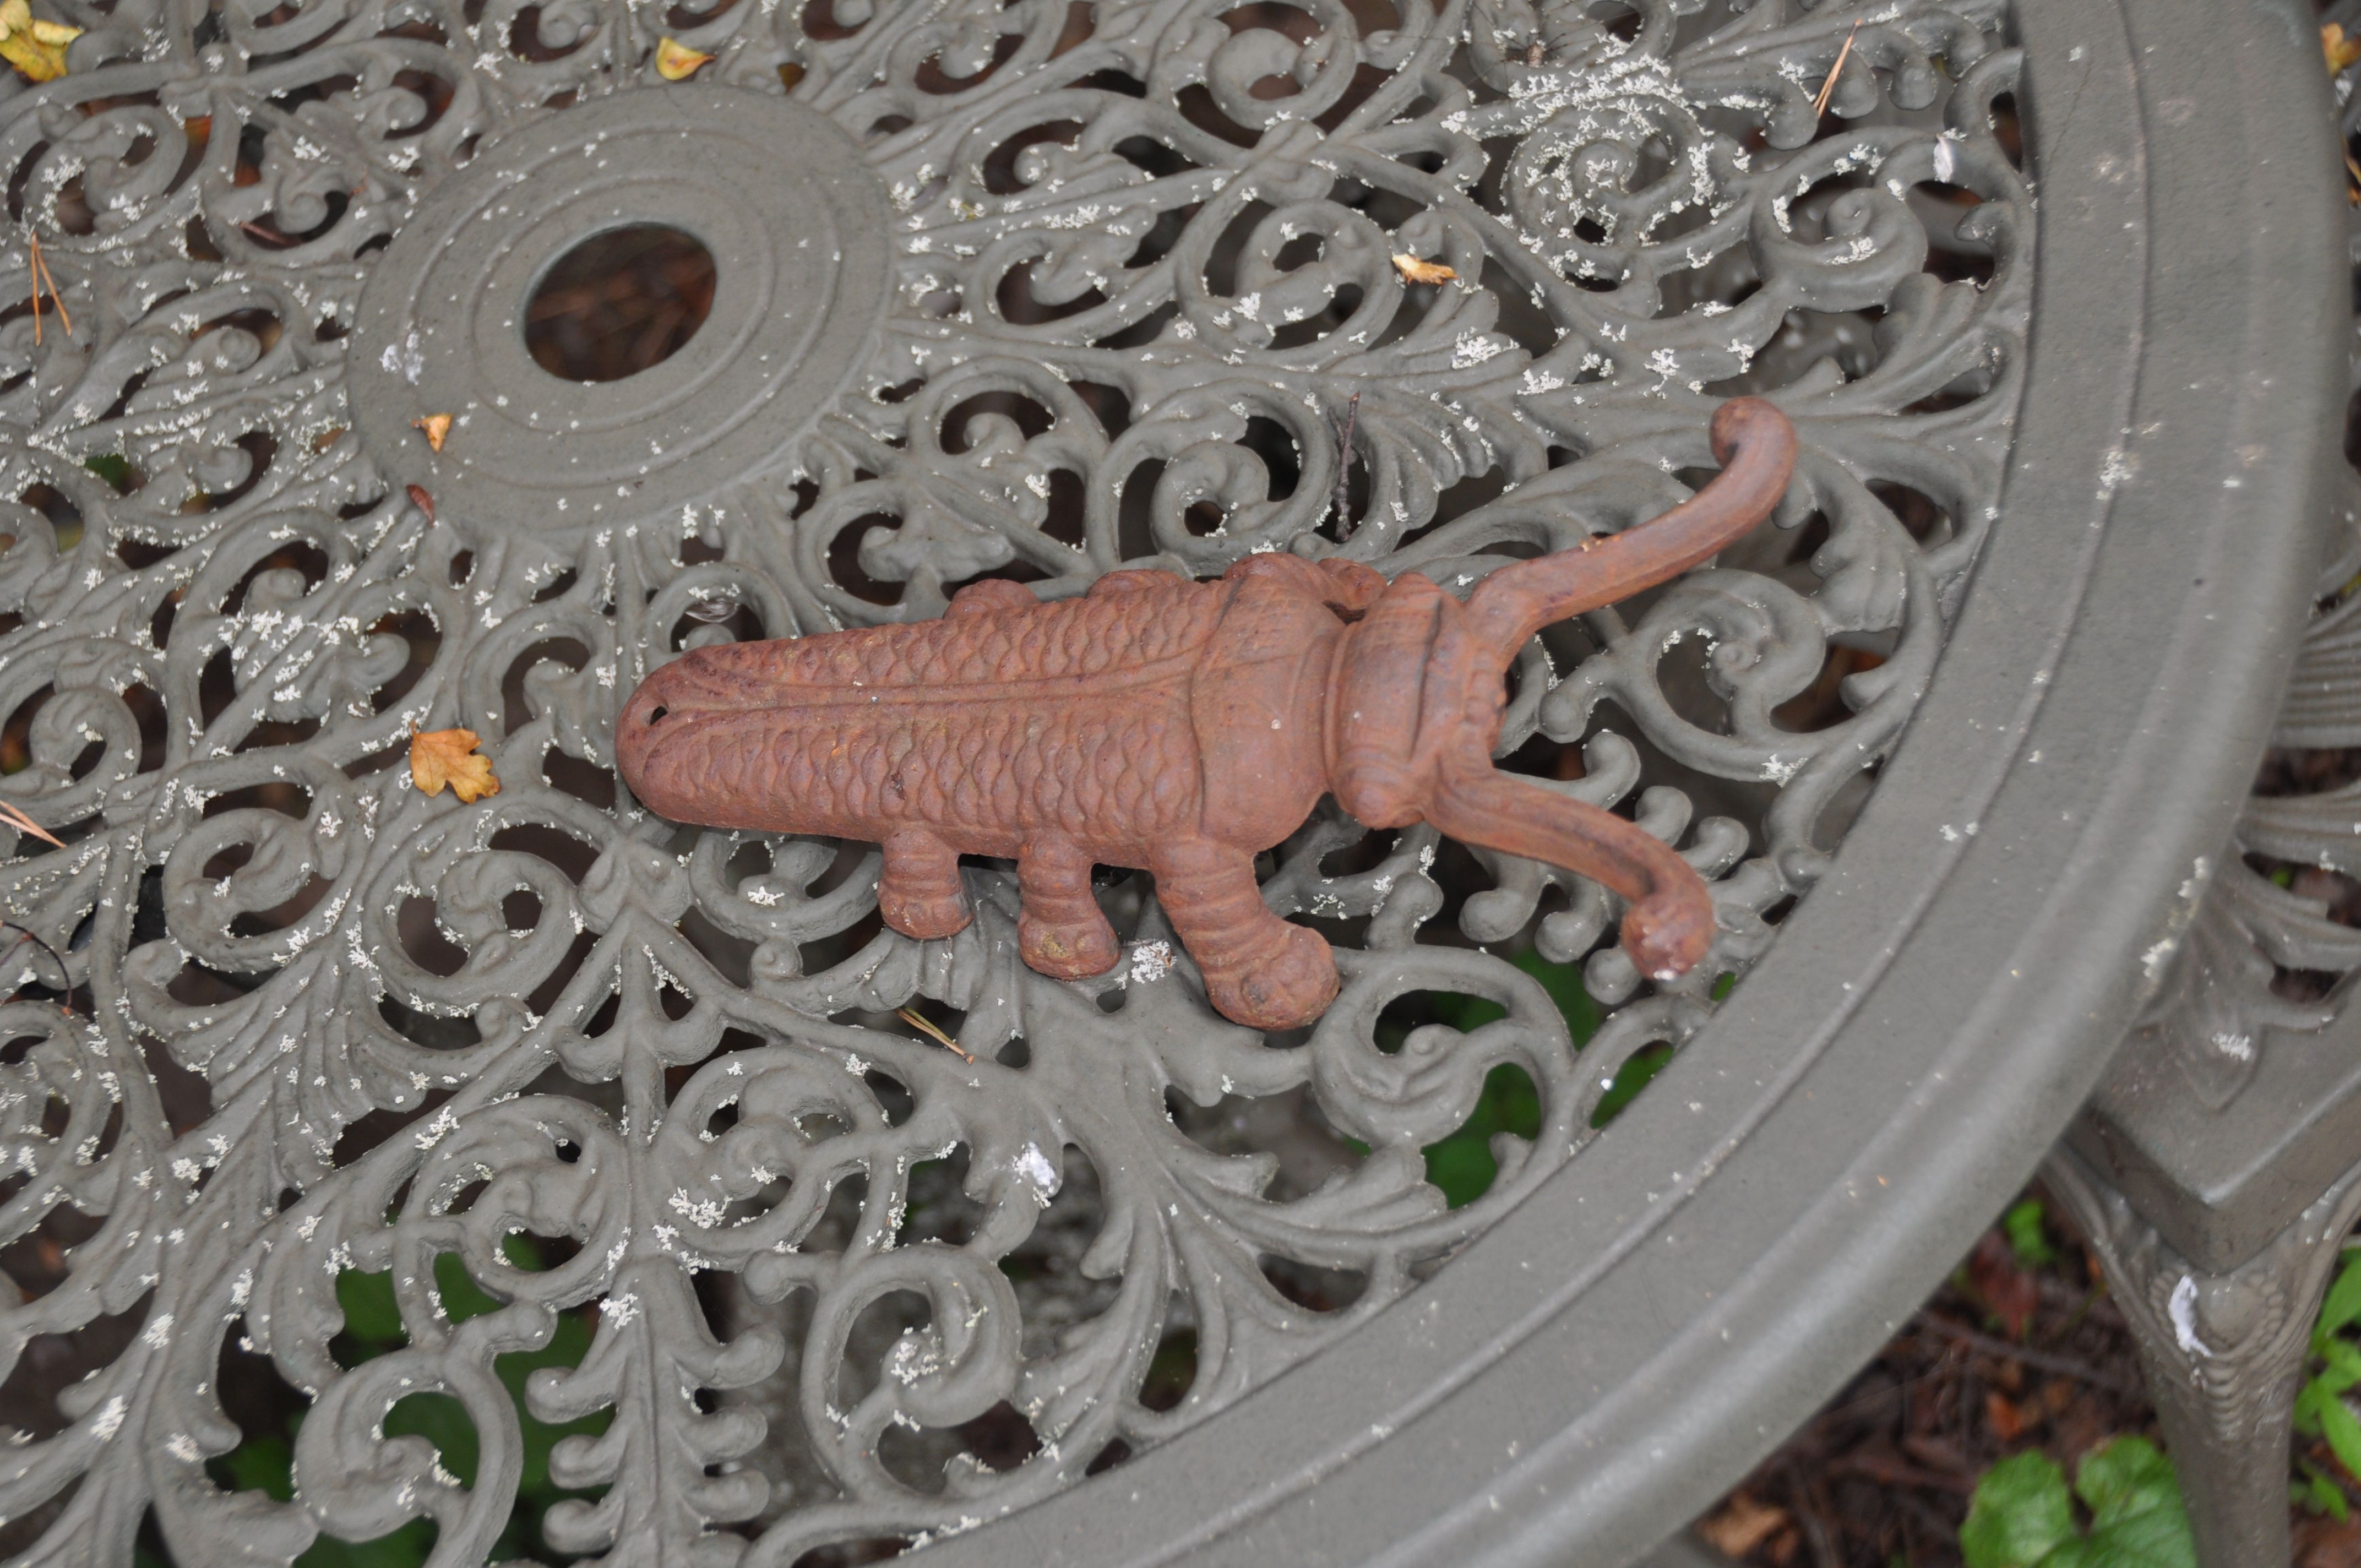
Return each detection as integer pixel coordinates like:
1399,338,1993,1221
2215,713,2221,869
2167,1275,2213,1358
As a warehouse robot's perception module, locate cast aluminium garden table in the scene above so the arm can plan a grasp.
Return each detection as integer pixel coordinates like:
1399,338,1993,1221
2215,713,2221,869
0,0,2345,1563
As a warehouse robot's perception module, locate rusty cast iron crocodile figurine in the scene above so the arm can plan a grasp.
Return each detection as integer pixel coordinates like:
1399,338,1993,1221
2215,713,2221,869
617,398,1797,1031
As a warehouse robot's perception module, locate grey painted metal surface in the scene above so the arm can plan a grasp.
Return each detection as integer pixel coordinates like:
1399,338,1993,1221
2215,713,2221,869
899,0,2346,1562
2046,1148,2361,1568
0,0,2335,1566
2052,537,2361,1568
2039,13,2361,1560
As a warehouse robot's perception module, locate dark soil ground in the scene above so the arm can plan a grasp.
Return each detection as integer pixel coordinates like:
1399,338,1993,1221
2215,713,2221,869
1682,1185,2361,1568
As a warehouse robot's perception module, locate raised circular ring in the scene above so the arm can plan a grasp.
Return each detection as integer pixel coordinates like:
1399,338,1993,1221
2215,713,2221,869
349,84,889,537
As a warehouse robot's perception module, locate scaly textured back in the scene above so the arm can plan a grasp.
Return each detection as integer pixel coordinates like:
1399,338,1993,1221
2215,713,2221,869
706,576,1227,697
624,576,1232,848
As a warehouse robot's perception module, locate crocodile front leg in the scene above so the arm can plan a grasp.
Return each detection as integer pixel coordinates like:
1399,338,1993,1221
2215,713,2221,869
1151,837,1337,1030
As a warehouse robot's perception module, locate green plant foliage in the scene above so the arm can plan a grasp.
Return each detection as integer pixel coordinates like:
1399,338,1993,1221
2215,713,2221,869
205,1238,607,1567
1418,951,1597,1206
1433,949,1599,1041
1420,1063,1542,1207
1959,1438,2194,1568
2295,1459,2351,1522
82,452,130,492
2004,1198,2058,1270
1591,1042,1673,1128
1961,1452,2078,1568
2297,1249,2361,1491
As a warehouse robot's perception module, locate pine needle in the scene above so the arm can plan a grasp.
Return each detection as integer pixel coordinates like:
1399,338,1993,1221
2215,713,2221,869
1813,21,1859,118
0,919,69,1005
29,231,66,335
895,1005,973,1061
0,799,62,847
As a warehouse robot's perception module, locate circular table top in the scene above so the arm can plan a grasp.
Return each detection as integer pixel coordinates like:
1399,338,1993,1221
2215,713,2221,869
0,0,2340,1562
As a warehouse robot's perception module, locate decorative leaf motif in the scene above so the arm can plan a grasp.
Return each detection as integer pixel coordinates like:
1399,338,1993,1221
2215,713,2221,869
2135,522,2361,1103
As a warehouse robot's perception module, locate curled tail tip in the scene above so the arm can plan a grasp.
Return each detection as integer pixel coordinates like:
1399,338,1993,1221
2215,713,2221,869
1708,396,1797,470
1621,889,1716,982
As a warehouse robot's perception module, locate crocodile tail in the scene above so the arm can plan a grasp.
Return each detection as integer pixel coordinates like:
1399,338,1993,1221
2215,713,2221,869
1462,396,1797,668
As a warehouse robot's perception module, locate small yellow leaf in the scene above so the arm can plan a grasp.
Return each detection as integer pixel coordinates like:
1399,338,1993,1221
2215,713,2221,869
413,412,452,451
2327,21,2361,74
409,726,500,803
0,0,76,82
656,36,712,79
1391,253,1456,286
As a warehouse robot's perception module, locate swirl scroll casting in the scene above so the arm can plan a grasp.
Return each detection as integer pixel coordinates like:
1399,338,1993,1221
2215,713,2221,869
0,0,2028,1559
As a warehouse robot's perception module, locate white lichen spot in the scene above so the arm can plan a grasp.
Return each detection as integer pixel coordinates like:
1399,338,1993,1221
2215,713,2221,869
1128,940,1173,985
2208,1031,2255,1063
1012,1142,1059,1207
1452,332,1505,369
412,1107,459,1150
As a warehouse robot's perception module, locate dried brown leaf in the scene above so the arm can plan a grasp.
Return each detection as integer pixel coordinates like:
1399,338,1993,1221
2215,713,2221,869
1695,1493,1789,1558
409,726,500,803
1966,1229,2039,1340
1390,253,1456,286
413,412,452,451
2297,1509,2361,1568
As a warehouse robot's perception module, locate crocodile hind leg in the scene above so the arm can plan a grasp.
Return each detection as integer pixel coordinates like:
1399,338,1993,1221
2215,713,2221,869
1151,837,1337,1030
1018,836,1119,979
879,827,969,940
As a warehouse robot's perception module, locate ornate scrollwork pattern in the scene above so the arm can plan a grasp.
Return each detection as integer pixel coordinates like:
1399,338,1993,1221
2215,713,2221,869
0,0,2028,1559
2120,2,2361,1111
